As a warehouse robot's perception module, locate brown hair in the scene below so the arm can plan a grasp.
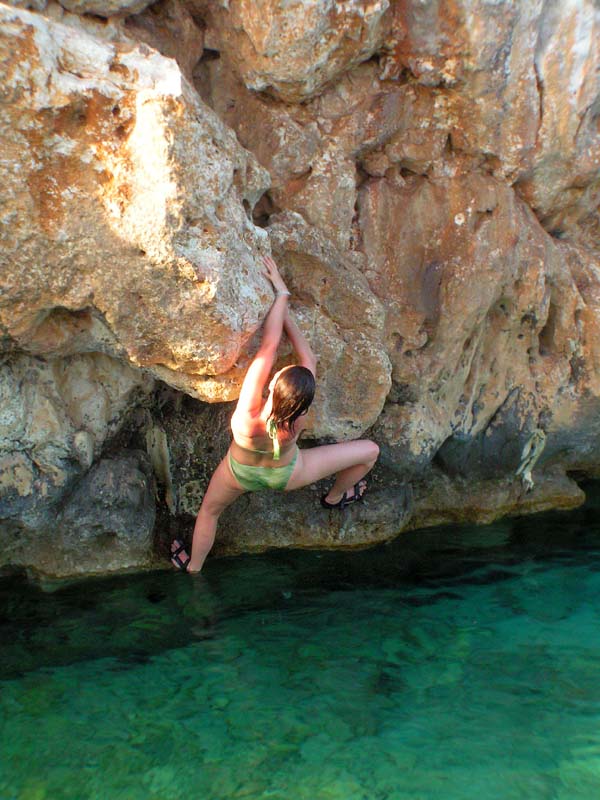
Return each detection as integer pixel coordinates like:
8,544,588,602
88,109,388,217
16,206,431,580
269,366,315,432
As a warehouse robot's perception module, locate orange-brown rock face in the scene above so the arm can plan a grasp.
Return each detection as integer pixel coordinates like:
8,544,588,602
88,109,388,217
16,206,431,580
382,0,600,229
1,4,271,400
195,0,390,102
268,212,391,440
4,0,600,576
358,167,600,476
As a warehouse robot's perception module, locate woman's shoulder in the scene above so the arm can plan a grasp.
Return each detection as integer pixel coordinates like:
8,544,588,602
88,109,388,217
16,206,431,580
231,407,263,437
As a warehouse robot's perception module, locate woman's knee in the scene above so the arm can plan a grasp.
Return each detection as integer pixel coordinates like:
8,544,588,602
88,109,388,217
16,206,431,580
199,499,225,520
363,439,380,465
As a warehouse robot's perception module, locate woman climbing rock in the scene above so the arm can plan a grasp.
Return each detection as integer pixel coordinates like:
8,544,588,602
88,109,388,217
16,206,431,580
171,255,379,572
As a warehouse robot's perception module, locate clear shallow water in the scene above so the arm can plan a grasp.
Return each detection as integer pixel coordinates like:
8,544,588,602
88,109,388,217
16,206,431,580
3,495,600,799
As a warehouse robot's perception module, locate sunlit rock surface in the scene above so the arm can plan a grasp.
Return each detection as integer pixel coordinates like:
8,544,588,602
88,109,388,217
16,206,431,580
0,3,271,397
3,0,600,577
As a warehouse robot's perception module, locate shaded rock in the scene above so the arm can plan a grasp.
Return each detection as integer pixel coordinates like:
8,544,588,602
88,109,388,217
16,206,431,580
154,394,412,554
145,419,176,514
58,0,153,19
141,386,586,570
0,4,271,400
1,452,156,577
213,480,413,557
0,352,152,529
410,468,585,530
158,396,234,517
55,452,155,575
434,388,538,481
178,479,205,516
125,0,205,80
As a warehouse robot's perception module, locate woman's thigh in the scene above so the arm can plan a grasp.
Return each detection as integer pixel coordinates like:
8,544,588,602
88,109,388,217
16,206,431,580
285,440,378,492
201,454,246,514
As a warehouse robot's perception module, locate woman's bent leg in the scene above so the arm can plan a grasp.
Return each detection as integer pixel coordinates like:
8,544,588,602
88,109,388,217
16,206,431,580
188,455,246,572
285,440,379,501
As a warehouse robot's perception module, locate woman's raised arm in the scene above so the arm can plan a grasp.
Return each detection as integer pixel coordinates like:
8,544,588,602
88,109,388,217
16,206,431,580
284,309,317,377
235,256,290,416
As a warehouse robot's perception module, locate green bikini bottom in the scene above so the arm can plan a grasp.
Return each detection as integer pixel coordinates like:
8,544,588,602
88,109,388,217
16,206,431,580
229,449,298,492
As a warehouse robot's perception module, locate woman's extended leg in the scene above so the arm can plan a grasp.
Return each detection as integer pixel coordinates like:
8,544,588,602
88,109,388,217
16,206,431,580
285,440,379,503
172,454,246,572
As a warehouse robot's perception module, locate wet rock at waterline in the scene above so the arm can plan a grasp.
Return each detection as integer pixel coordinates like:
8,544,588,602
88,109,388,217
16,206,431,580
214,480,414,557
55,453,156,576
3,0,600,577
3,453,156,578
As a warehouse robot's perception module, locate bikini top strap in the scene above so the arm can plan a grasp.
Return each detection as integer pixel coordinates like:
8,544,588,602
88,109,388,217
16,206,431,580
266,418,281,461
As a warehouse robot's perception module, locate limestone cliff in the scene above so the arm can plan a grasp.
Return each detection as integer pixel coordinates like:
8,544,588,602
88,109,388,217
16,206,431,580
1,0,599,577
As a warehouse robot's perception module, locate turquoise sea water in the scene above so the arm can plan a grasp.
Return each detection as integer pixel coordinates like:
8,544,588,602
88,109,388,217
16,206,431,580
3,495,600,799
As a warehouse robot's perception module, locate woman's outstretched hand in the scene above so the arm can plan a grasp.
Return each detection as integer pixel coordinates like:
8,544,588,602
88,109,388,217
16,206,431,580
263,255,290,295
